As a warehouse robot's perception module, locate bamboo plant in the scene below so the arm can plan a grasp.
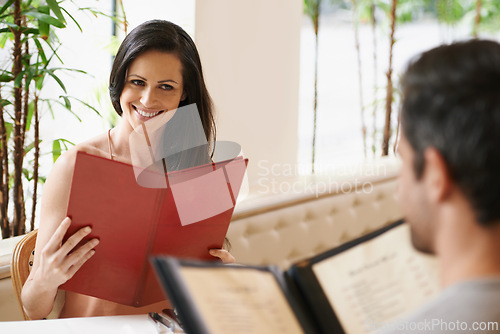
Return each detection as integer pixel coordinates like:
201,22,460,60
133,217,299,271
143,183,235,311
0,0,102,238
381,0,397,156
304,0,321,173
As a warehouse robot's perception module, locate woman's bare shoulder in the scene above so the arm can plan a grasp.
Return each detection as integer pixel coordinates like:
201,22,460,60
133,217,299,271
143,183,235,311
49,132,110,181
72,132,111,158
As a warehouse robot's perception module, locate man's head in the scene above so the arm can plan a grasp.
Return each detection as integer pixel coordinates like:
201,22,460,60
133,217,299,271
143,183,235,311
398,40,500,252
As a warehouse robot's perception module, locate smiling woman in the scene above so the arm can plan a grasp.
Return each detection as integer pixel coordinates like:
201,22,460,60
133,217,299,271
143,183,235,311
120,50,186,125
109,20,215,145
19,20,233,321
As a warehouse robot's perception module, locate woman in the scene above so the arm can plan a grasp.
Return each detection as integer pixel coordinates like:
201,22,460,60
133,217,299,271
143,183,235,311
21,20,234,320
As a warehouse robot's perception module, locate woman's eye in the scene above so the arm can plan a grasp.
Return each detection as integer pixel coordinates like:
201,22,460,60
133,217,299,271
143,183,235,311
160,84,173,91
131,80,145,86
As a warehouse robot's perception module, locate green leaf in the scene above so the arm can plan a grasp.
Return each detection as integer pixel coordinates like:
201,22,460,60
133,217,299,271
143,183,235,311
55,98,81,121
2,21,19,30
303,0,320,20
0,99,12,107
50,67,87,75
0,0,15,16
5,122,12,142
21,28,40,35
25,70,34,89
0,70,13,82
52,139,61,162
51,137,75,161
38,176,46,184
24,11,66,29
47,70,66,93
71,96,102,117
14,72,24,88
58,138,75,148
45,42,63,65
37,6,50,39
25,101,34,132
0,31,9,48
24,140,39,154
22,168,32,181
61,95,71,110
46,99,55,119
46,0,66,24
61,7,81,32
33,38,48,64
35,75,44,90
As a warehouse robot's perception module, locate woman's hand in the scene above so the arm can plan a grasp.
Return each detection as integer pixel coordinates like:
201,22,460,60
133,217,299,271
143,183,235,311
209,249,236,263
33,217,99,290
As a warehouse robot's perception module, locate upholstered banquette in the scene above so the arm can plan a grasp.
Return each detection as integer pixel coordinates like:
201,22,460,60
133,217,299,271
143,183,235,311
227,157,402,269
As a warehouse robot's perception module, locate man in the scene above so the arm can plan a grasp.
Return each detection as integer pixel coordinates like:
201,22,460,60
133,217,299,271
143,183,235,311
381,40,500,333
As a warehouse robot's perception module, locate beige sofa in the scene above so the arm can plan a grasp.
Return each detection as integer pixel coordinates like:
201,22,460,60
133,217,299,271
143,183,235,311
227,157,402,269
0,157,401,321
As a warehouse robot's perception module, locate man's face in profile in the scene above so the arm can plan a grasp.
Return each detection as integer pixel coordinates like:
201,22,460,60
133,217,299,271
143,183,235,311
397,132,435,254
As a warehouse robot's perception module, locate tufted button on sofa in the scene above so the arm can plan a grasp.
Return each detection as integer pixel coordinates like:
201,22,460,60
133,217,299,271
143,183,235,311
227,158,402,269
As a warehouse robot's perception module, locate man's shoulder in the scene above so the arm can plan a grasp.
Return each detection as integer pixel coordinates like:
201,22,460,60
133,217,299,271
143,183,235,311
371,278,500,334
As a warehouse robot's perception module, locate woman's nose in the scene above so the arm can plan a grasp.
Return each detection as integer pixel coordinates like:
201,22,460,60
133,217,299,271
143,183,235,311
140,87,157,107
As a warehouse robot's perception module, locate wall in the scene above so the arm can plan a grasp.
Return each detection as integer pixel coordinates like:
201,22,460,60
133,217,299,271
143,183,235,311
195,0,302,189
0,277,23,321
0,234,24,321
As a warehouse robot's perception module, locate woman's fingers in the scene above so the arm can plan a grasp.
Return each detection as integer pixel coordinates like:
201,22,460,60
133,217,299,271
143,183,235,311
66,248,96,280
209,249,236,263
57,224,92,257
43,217,72,253
63,238,99,271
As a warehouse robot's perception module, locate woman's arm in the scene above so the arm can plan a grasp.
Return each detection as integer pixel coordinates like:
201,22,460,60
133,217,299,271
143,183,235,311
21,149,99,319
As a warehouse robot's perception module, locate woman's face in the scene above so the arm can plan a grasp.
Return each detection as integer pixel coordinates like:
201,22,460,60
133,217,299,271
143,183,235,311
120,49,185,128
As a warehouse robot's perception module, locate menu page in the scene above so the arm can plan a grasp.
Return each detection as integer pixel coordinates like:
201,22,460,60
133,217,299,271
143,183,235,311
312,224,439,333
179,267,305,334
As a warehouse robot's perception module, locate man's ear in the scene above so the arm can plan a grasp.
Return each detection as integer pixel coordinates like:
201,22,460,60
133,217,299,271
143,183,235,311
422,147,452,203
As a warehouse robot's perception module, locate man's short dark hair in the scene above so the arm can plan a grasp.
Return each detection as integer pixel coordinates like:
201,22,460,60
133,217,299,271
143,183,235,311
401,39,500,225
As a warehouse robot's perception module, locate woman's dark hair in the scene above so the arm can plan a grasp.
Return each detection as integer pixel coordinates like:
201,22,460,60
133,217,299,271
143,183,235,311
401,39,500,225
109,20,215,143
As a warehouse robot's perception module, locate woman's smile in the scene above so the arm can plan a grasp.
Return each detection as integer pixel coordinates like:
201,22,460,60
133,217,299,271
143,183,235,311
133,105,165,120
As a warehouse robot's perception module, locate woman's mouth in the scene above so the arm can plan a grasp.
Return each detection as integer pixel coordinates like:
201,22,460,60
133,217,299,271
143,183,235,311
133,106,164,119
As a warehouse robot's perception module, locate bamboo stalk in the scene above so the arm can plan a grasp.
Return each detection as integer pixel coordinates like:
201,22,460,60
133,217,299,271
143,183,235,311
393,107,401,154
116,0,128,34
382,0,397,156
21,32,29,153
311,0,320,174
19,28,30,234
371,1,378,158
12,0,26,236
0,87,9,238
352,0,367,159
31,94,40,231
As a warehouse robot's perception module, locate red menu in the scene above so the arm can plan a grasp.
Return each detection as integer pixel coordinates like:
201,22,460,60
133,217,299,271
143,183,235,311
61,151,247,307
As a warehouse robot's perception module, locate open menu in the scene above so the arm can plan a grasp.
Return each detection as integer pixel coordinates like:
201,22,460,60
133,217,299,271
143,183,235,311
61,151,247,307
152,220,440,333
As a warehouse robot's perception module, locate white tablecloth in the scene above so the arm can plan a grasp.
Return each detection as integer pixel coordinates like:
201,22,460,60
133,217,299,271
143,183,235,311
0,314,168,334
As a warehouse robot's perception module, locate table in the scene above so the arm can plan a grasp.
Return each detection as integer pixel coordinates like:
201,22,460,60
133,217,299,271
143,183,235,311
0,314,182,334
